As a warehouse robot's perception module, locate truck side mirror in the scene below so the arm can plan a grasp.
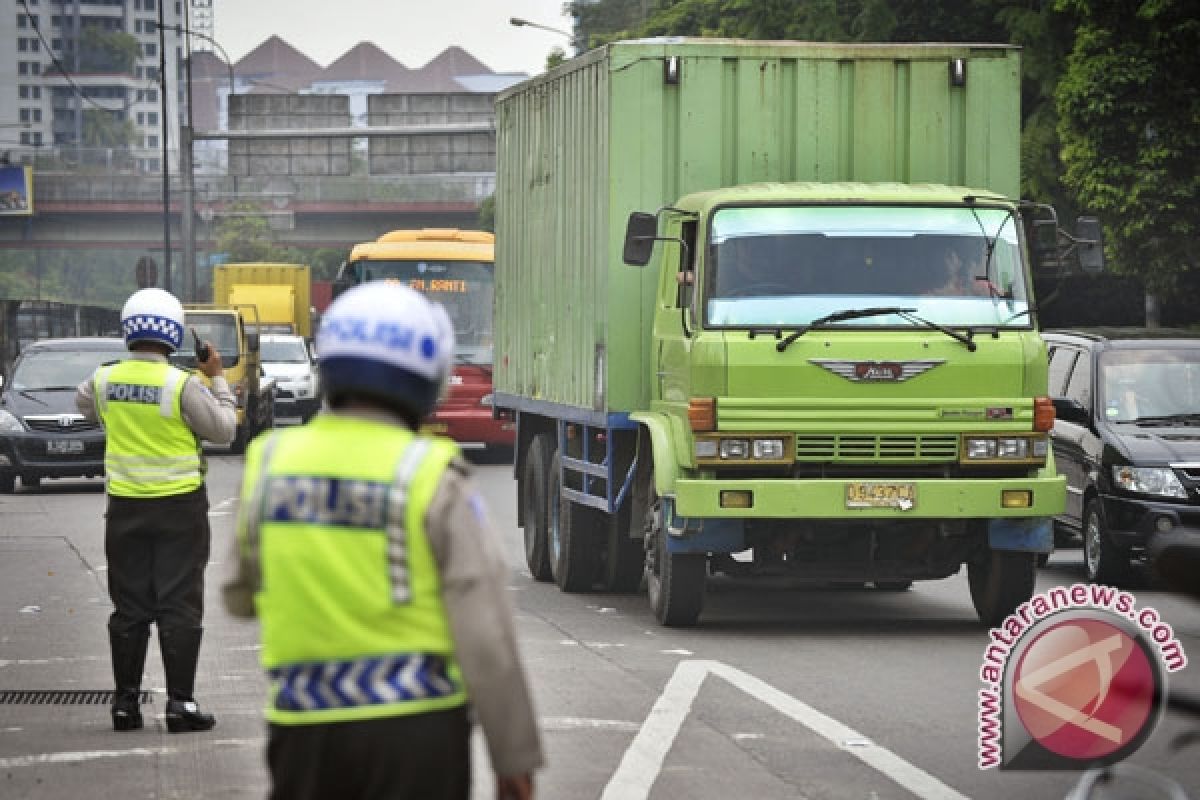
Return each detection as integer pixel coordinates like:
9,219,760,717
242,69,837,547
623,212,658,267
1075,216,1105,275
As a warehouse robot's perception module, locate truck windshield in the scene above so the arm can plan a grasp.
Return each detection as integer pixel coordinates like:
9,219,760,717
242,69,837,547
346,259,495,364
705,205,1030,329
178,312,241,367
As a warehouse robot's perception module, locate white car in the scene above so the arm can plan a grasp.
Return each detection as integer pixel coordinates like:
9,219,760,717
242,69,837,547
260,334,320,424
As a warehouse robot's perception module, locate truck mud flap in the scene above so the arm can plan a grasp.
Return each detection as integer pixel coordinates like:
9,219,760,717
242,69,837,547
988,517,1053,553
662,497,745,554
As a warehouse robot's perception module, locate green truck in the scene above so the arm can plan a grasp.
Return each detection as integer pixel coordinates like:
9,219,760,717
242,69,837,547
493,40,1100,626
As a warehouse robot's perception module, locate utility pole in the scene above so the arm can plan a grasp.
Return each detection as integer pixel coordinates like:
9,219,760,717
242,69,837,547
181,2,197,302
157,1,172,293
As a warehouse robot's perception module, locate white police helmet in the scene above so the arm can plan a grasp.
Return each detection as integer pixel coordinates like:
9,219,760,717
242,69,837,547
121,288,185,352
316,282,454,418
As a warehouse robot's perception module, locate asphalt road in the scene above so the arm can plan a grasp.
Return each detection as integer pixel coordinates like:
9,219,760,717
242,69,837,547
1,451,1198,800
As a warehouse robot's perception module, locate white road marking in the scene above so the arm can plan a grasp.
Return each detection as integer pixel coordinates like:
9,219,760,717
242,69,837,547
602,660,969,800
0,747,177,769
541,717,640,732
211,497,239,514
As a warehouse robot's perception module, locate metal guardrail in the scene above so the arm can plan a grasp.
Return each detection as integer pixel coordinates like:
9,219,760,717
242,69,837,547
31,171,496,205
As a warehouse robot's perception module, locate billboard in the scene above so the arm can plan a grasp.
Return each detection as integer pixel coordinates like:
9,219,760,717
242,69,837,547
0,165,33,216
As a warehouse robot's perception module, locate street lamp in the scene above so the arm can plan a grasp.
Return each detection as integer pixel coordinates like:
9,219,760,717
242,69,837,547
509,16,573,41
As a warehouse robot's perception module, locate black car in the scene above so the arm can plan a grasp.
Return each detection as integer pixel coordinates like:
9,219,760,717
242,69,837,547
0,337,129,492
1044,328,1200,584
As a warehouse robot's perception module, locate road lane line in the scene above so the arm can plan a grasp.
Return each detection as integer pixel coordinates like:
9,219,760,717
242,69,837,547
0,747,177,769
602,659,968,800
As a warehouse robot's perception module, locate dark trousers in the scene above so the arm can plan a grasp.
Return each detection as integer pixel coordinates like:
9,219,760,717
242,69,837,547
267,707,471,800
105,487,210,636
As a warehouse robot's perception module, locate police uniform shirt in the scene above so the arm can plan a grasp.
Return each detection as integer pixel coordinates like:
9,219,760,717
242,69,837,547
75,350,238,446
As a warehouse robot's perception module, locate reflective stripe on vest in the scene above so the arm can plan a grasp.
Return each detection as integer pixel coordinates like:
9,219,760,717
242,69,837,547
95,361,202,497
269,652,456,712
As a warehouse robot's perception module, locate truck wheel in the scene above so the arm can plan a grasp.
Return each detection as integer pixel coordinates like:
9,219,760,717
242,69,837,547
968,550,1037,628
549,450,600,592
521,435,553,582
643,472,705,626
1083,499,1132,586
0,471,14,493
599,502,645,593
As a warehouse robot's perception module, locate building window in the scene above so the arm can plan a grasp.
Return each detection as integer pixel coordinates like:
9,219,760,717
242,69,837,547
142,42,157,57
31,62,41,75
20,132,31,145
18,62,28,75
20,109,31,123
147,111,158,125
18,38,29,51
146,135,158,148
19,86,29,99
145,66,158,80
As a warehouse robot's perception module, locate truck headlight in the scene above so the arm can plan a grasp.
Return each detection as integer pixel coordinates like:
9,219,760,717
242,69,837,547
0,410,24,433
695,434,793,464
962,434,1048,464
1111,466,1187,499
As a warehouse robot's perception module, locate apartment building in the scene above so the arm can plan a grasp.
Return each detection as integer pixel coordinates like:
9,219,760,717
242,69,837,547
1,0,184,172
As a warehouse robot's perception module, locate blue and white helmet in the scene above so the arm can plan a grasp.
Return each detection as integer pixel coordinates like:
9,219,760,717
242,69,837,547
317,282,454,418
121,288,185,352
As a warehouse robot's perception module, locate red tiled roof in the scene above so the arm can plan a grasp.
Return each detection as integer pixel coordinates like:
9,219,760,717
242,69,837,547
321,41,412,83
234,35,323,91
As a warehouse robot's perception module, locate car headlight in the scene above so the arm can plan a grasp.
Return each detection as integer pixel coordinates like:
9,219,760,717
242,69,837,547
0,409,23,433
1111,466,1187,499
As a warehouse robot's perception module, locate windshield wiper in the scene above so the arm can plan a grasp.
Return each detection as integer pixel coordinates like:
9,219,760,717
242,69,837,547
775,307,916,352
16,390,47,405
894,310,978,352
37,386,79,391
1132,413,1200,426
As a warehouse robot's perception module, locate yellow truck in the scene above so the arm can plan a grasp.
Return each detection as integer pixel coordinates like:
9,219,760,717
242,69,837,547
213,263,312,339
179,303,275,453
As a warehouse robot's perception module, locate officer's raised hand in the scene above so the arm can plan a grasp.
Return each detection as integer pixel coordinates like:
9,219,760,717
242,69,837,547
196,340,223,378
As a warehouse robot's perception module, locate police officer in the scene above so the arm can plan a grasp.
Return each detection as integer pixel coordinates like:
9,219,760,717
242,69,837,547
76,288,236,733
224,282,543,800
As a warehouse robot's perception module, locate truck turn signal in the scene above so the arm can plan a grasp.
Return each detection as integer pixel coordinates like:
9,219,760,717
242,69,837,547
688,398,716,432
1033,396,1055,432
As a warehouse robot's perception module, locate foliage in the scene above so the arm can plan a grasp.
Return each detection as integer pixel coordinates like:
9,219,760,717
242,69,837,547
477,194,495,232
82,109,136,149
1055,0,1200,294
0,247,138,308
213,201,277,263
78,26,140,74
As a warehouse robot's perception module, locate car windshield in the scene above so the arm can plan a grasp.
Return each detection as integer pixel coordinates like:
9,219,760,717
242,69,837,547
1099,348,1200,422
10,346,127,390
704,205,1031,329
261,338,309,364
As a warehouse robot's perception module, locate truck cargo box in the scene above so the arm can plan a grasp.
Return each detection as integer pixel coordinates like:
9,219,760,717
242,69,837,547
494,40,1020,416
213,262,312,338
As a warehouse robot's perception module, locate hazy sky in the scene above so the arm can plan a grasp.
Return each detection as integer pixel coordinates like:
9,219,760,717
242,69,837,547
210,0,575,77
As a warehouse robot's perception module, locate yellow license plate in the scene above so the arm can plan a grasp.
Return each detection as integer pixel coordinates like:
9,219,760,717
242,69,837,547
845,482,915,510
422,423,448,434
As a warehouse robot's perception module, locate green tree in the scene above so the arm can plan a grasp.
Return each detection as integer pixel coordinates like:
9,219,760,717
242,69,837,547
478,194,495,232
1055,0,1199,294
214,202,276,263
78,26,140,74
82,109,136,149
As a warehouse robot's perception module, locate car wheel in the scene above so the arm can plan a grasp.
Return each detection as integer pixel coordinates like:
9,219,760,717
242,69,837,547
0,471,14,493
968,550,1037,627
521,435,553,582
1083,499,1132,585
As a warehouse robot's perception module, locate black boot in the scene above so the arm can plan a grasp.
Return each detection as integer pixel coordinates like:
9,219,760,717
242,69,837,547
109,627,149,732
159,626,216,733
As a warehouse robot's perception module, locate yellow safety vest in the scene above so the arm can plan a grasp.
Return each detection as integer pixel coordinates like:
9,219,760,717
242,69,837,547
94,360,203,498
239,415,468,725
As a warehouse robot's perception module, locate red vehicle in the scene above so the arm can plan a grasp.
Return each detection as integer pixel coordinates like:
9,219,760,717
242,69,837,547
334,229,514,457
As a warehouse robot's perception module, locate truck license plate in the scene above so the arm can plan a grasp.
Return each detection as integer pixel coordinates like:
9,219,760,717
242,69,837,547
845,482,915,510
47,440,84,455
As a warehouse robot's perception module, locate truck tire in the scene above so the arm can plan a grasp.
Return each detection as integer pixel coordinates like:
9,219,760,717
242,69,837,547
549,450,600,592
521,435,553,582
643,471,705,626
600,502,645,593
968,550,1037,628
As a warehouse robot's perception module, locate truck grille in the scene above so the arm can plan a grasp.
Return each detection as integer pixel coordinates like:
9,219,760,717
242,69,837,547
796,434,959,462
